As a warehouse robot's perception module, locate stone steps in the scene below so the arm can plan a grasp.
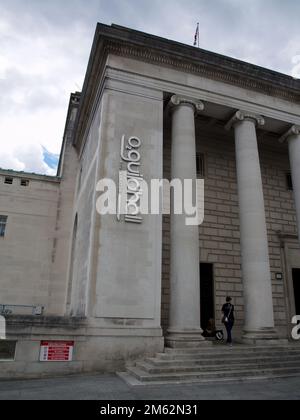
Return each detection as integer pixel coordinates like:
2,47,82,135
156,349,300,360
126,365,300,383
118,344,300,385
145,354,300,368
118,370,300,386
136,359,300,374
163,344,299,354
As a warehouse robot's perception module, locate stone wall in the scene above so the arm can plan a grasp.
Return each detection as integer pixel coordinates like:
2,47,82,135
1,316,163,379
261,134,297,332
0,171,60,313
0,95,79,317
69,92,102,317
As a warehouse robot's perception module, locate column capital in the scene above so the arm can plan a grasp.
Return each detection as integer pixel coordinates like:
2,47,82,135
279,125,300,143
225,110,265,131
169,95,204,115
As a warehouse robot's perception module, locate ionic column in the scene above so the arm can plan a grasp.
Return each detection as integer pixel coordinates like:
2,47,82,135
279,126,300,243
166,95,207,348
226,111,277,343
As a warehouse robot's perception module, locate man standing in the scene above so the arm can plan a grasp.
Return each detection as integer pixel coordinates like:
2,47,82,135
222,297,235,346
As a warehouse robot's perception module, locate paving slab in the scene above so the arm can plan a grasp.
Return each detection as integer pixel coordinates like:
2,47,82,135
0,374,300,400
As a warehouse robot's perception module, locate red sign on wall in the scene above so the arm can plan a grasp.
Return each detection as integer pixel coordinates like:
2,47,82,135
40,341,74,362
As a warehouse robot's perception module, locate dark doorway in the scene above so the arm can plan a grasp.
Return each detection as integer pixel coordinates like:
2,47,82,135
292,268,300,315
200,263,215,331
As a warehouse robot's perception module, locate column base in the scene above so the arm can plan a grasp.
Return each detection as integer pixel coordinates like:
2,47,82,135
242,328,286,345
165,328,211,349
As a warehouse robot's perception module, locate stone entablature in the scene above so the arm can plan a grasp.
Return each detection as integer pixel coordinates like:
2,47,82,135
73,24,300,154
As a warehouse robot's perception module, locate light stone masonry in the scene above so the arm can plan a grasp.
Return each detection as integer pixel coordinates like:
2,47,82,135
0,24,300,378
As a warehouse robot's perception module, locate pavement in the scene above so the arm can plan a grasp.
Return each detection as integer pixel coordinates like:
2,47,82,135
0,373,300,400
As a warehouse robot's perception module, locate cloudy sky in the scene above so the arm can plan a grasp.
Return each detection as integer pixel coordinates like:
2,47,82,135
0,0,299,175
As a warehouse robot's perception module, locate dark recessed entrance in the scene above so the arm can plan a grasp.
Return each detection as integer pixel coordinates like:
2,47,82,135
200,263,215,331
292,268,300,315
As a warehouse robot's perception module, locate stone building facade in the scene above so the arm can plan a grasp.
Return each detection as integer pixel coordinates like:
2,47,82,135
0,23,300,378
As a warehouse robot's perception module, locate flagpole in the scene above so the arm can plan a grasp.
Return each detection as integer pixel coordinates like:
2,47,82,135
193,22,200,48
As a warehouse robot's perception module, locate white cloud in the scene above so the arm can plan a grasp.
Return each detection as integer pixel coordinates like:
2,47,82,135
0,106,65,161
0,1,91,175
0,143,56,176
0,0,299,175
0,152,24,172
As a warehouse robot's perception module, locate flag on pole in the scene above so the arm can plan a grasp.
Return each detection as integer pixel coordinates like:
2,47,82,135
193,23,199,47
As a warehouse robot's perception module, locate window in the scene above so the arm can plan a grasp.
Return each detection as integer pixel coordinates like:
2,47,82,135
4,177,13,185
0,340,16,361
286,172,293,191
0,216,7,237
20,179,29,187
196,153,205,178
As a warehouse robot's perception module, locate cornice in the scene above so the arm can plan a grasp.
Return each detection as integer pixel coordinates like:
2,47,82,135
73,24,300,151
104,39,300,104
